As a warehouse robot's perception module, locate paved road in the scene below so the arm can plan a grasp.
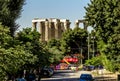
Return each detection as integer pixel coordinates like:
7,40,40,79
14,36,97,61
41,70,86,81
40,70,117,81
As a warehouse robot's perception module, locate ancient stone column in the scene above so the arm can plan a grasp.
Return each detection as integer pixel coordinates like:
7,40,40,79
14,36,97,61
75,22,79,27
39,22,45,41
32,22,37,31
64,20,70,30
39,22,42,41
45,21,49,41
60,22,65,32
66,22,71,30
48,21,52,40
51,22,55,39
58,21,62,39
54,19,60,39
83,21,88,30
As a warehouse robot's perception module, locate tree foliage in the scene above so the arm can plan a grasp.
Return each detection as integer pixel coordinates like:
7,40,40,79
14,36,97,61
0,23,13,48
85,0,120,43
47,39,61,49
47,39,64,64
16,28,63,67
85,55,102,66
0,46,36,80
85,0,120,71
0,25,36,80
61,27,88,56
16,28,45,66
47,47,64,64
0,0,25,35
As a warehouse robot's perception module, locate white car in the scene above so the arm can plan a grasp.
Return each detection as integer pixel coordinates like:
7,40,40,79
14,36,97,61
68,65,77,70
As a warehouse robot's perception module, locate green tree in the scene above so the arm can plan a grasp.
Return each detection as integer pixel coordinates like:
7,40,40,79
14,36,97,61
0,24,36,80
85,53,114,71
61,27,88,58
16,28,53,67
60,29,72,54
47,39,64,64
0,0,25,36
47,39,61,49
0,46,36,80
85,56,102,66
47,47,64,64
85,0,120,71
0,23,13,48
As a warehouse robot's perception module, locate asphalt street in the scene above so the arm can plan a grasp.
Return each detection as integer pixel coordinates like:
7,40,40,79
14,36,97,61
41,70,117,81
41,70,89,81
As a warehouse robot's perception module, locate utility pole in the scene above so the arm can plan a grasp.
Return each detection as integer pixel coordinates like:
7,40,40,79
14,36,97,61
81,38,83,65
93,36,95,57
92,30,95,57
88,33,90,60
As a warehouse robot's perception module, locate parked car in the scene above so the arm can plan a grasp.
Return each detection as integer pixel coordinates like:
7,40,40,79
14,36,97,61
40,66,54,78
82,65,95,71
67,64,77,71
80,74,94,81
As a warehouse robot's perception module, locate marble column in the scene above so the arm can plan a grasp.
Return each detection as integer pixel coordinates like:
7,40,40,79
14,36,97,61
54,19,60,39
66,22,71,30
64,21,70,30
32,22,37,31
48,21,52,40
45,21,49,41
83,21,88,30
39,22,45,41
58,22,62,39
60,22,65,32
75,22,79,27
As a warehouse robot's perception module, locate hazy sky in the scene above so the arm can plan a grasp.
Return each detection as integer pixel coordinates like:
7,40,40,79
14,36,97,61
16,0,91,31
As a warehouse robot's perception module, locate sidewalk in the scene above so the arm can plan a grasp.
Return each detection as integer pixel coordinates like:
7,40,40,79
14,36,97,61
75,70,118,81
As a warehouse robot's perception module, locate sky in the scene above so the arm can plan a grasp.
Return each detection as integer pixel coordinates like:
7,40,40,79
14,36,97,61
16,0,92,31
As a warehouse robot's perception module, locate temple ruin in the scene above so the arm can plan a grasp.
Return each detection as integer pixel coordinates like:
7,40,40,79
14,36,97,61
32,18,88,42
74,19,88,30
32,18,71,42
